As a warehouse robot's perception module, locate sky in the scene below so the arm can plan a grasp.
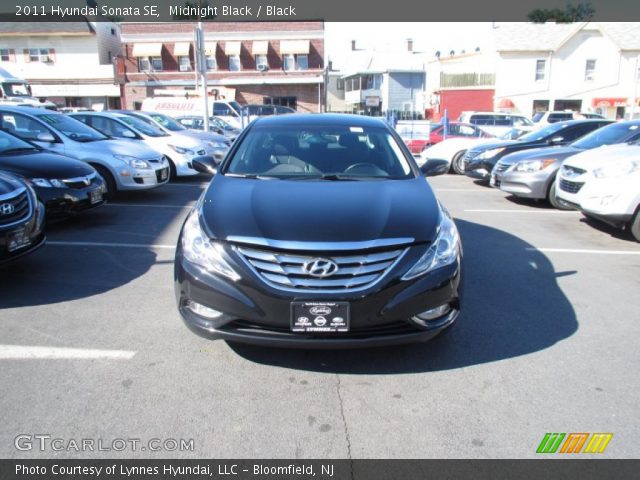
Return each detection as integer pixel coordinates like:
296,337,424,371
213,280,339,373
324,22,497,70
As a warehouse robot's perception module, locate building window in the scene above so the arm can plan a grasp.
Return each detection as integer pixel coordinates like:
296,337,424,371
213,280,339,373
110,28,116,36
535,59,546,81
107,51,112,63
255,54,268,70
296,54,308,71
283,54,295,71
26,48,52,63
585,59,596,81
139,56,163,72
178,56,191,72
264,96,297,109
0,49,10,62
228,55,241,71
206,55,217,71
336,79,344,90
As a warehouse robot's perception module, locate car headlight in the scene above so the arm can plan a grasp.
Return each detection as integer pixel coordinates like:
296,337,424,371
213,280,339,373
593,158,640,179
181,209,240,281
31,178,66,188
169,144,195,155
208,141,227,149
113,154,150,169
402,207,461,281
477,147,505,160
512,158,556,172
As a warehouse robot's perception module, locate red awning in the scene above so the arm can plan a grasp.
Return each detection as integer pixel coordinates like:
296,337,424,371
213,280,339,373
592,97,627,108
497,98,515,109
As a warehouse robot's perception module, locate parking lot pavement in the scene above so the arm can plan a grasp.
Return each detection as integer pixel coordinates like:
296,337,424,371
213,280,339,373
1,174,639,459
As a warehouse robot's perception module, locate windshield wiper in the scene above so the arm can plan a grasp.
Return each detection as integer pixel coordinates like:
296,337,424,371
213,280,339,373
225,173,279,180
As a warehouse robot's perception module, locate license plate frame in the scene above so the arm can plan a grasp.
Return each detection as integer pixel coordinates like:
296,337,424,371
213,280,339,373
291,302,350,333
89,188,102,205
7,227,30,253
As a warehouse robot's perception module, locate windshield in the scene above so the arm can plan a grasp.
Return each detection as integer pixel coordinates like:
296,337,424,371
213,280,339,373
499,128,529,140
518,122,567,142
37,113,107,142
211,117,236,131
572,123,640,149
120,116,168,137
226,125,415,179
146,112,186,132
0,129,37,153
2,82,30,97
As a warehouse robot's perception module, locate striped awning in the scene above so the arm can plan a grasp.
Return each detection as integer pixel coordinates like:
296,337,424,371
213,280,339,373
204,42,217,56
224,41,242,56
280,40,309,55
173,42,191,56
252,41,269,55
131,43,162,57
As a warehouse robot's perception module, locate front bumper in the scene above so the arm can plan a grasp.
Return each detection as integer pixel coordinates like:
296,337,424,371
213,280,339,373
494,169,554,199
37,178,107,217
174,243,463,349
117,163,170,190
578,176,640,227
0,201,46,267
465,159,493,180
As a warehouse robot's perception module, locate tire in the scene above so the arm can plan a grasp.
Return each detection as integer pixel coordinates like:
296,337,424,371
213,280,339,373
166,157,177,181
548,180,572,210
91,164,116,198
451,151,466,175
630,207,640,242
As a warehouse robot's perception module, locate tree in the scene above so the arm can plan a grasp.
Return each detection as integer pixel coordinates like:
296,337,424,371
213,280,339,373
527,2,595,23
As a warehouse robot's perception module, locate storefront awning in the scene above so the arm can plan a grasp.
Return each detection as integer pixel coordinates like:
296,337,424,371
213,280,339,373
173,42,191,56
252,41,269,55
204,42,217,56
497,98,515,109
280,40,310,55
131,43,162,57
592,97,627,108
224,41,242,56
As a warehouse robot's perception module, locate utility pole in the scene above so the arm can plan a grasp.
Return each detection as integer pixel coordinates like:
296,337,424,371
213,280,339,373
195,22,210,132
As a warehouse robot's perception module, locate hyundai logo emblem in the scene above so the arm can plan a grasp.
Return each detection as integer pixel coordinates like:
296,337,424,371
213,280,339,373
83,176,91,186
302,258,339,278
0,203,15,215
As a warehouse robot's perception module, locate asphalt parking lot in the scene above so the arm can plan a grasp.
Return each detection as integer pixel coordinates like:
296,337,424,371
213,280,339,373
1,174,639,459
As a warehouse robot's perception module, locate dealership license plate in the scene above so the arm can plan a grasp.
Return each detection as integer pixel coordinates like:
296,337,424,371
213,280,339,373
159,168,169,181
7,227,30,252
490,174,497,187
89,189,103,204
291,302,350,333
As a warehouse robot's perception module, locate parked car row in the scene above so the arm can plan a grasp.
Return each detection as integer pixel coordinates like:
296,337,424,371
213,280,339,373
422,118,640,241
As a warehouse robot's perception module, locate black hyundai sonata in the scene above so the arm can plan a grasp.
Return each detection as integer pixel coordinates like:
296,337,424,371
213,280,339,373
0,129,105,217
175,114,463,348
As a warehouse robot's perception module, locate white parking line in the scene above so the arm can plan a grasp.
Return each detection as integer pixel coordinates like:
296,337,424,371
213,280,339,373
435,189,497,192
106,203,194,209
464,209,578,214
163,183,208,188
47,241,176,250
527,247,640,255
0,345,136,360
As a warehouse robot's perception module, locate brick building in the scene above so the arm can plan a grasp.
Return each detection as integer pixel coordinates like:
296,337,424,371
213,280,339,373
119,22,324,112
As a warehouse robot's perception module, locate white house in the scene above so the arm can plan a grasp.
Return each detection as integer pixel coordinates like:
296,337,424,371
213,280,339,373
493,22,640,119
0,20,122,110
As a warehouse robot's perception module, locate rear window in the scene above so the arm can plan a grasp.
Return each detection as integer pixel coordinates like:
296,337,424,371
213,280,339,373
548,113,573,123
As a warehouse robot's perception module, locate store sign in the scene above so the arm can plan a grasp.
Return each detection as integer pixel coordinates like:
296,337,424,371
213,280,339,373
365,96,380,107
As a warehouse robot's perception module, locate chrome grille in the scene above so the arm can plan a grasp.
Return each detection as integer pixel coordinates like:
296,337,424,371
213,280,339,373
559,179,584,194
0,187,30,226
63,172,97,189
561,165,587,177
236,246,407,292
493,162,510,173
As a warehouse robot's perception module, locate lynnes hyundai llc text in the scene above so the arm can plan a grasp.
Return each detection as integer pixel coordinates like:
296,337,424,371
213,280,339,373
174,114,463,348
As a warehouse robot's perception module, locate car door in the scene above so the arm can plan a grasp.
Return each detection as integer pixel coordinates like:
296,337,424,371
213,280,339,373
0,111,67,155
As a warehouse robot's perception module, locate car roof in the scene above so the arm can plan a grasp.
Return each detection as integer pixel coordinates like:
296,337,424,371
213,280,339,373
71,111,128,119
0,105,60,115
252,113,388,128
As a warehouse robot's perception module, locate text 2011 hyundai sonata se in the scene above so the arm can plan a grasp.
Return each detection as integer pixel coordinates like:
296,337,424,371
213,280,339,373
174,114,463,348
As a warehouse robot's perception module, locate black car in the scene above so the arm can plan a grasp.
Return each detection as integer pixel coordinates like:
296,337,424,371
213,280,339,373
464,119,612,181
0,129,105,217
175,114,462,348
0,170,45,266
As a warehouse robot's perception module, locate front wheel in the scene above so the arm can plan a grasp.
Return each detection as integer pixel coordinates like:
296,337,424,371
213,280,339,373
91,164,116,198
630,207,640,242
548,180,572,210
451,151,466,175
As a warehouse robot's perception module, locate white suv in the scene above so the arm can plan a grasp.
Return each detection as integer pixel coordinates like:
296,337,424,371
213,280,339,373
457,111,533,136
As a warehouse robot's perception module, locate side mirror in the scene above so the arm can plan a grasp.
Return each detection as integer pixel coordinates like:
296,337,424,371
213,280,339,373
36,131,55,142
420,159,450,177
191,155,218,175
121,130,137,139
549,136,564,144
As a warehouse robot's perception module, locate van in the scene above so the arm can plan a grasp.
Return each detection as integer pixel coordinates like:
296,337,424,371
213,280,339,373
140,96,243,128
0,67,56,109
457,111,533,136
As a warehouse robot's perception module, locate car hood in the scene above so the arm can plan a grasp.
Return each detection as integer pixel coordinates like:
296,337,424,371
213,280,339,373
0,150,94,179
563,143,640,170
420,136,498,159
79,138,164,160
172,130,227,144
200,176,441,244
470,139,520,152
499,146,583,166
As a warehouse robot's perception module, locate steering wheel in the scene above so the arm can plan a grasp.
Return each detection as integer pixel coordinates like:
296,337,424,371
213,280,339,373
343,162,385,175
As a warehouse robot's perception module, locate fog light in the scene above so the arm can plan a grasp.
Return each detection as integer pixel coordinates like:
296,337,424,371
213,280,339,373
186,300,223,319
412,304,452,326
